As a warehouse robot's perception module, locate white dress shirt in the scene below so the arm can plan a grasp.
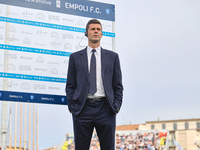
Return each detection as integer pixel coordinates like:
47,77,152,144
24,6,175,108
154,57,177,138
87,46,105,98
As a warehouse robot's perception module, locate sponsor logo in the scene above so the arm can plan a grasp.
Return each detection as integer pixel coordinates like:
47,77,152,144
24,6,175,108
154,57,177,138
5,54,17,59
0,35,3,40
106,9,110,15
0,93,1,97
36,13,45,20
41,97,54,101
33,84,45,90
7,64,15,70
9,95,23,99
36,0,51,5
21,83,30,89
51,32,59,38
48,61,59,65
50,41,61,47
23,38,31,44
0,9,2,13
61,97,65,102
20,56,33,60
75,44,85,50
35,42,47,46
36,57,44,63
36,30,47,36
102,23,112,30
77,19,84,26
25,0,51,5
35,67,47,72
22,11,33,17
30,95,34,100
9,26,16,32
6,81,18,88
20,30,32,35
62,33,73,39
51,68,58,74
63,18,74,22
56,0,61,8
7,37,19,42
48,15,60,21
49,86,60,90
64,43,72,49
0,26,4,29
65,3,101,14
19,65,31,71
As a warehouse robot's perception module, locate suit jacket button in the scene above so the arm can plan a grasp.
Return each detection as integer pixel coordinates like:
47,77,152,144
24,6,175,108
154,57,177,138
87,82,89,85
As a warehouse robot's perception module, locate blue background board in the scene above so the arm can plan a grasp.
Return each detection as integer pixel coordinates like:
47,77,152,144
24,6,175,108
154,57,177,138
0,0,115,21
0,0,115,105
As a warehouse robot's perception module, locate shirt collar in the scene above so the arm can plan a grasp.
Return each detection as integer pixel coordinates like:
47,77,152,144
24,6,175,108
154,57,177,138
87,46,101,54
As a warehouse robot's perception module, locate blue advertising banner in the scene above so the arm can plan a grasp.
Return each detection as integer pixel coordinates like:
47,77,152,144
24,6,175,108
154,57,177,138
0,0,115,21
0,90,68,105
0,0,115,105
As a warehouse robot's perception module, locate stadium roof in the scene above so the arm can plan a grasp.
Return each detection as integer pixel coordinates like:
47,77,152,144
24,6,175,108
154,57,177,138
116,124,143,131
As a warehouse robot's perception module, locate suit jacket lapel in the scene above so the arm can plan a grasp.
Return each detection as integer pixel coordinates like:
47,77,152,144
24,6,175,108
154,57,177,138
80,48,89,80
101,48,107,80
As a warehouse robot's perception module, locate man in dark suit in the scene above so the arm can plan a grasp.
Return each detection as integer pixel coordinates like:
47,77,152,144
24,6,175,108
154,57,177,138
66,19,123,150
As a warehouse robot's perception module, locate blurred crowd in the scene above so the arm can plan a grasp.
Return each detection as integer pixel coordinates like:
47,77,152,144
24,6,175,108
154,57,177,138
116,132,167,150
65,131,167,150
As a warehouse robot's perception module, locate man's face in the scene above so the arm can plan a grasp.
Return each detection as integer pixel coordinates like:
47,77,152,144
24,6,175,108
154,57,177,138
87,23,103,44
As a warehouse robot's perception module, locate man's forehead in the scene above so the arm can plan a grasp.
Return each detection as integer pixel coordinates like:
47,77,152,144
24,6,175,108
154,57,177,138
88,24,102,29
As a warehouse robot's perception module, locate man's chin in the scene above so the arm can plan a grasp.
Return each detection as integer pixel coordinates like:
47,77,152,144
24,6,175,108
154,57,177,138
91,39,100,43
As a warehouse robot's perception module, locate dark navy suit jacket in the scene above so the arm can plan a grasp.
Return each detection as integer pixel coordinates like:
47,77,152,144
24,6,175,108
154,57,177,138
66,47,123,116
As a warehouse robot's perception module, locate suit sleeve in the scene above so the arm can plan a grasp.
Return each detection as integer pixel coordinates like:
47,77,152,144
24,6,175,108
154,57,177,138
113,54,123,113
65,54,77,112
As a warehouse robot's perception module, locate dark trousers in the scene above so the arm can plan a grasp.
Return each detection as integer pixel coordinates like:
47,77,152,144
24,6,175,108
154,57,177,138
72,99,116,150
